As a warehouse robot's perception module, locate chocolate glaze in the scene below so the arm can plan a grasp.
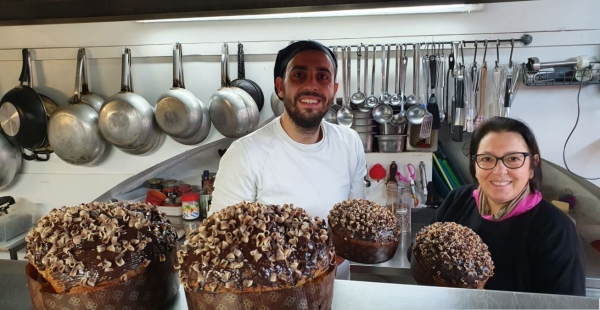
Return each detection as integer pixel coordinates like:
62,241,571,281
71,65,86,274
176,202,335,292
328,199,400,243
412,222,494,288
25,202,177,292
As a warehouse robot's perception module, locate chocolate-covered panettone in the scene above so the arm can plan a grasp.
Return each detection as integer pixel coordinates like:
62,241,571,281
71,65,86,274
328,199,401,264
24,202,179,309
177,201,336,310
411,222,495,289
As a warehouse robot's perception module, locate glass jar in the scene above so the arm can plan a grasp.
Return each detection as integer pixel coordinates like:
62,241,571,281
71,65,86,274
147,178,164,190
181,192,200,220
163,179,178,189
386,186,412,233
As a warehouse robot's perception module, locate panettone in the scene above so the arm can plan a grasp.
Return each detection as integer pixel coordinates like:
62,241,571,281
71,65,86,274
328,199,401,264
177,201,336,310
411,222,495,289
24,202,179,309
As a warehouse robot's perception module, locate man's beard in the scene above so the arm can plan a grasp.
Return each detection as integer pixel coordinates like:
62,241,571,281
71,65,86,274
282,88,332,130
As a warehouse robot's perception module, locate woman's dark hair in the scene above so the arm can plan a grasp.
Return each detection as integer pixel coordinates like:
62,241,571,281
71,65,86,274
469,117,542,192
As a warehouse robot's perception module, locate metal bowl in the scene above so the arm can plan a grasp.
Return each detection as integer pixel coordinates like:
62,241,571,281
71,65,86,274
357,131,376,153
375,134,407,153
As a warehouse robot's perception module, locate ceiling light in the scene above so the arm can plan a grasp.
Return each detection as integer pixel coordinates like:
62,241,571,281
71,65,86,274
137,4,484,23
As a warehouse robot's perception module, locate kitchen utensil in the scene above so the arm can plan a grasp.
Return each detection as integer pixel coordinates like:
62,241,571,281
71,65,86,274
0,49,57,161
209,43,259,138
406,163,419,207
426,54,440,130
375,134,406,153
231,43,265,112
437,44,446,122
0,134,21,189
386,161,398,189
390,45,402,106
351,44,366,106
155,43,203,142
369,163,386,182
357,131,375,152
352,117,374,126
419,161,428,197
418,107,433,139
351,125,377,133
270,91,285,116
336,46,353,127
352,110,373,118
390,51,408,127
406,43,420,105
464,62,479,133
325,47,340,124
99,48,164,154
491,64,507,118
503,63,521,117
379,122,406,135
452,66,465,142
48,48,107,165
357,44,371,112
364,45,379,109
157,43,210,145
474,59,488,128
372,45,393,124
526,56,589,72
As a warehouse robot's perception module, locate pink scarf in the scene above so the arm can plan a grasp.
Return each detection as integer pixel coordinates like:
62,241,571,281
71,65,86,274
472,187,542,222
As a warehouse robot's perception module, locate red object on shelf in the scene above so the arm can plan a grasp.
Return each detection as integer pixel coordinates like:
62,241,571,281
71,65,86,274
591,240,600,253
145,189,166,206
369,163,386,182
181,192,200,203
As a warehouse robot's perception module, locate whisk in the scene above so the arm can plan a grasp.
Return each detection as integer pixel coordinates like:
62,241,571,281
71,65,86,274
491,64,507,119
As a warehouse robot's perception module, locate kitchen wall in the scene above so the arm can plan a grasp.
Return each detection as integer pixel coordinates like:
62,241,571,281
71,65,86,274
0,0,599,220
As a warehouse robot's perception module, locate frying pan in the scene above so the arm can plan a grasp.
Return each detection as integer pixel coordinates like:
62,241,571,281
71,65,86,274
48,48,106,165
231,43,265,112
155,43,210,145
98,48,164,155
209,43,258,138
0,49,57,161
0,134,21,189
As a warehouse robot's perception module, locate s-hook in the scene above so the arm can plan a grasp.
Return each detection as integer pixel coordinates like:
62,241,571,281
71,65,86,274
508,39,515,68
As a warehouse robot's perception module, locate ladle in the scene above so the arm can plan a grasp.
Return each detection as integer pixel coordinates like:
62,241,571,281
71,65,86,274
336,46,354,127
364,45,379,109
351,44,366,106
357,44,371,112
324,46,339,123
372,44,393,124
389,44,402,106
406,43,420,105
390,51,408,126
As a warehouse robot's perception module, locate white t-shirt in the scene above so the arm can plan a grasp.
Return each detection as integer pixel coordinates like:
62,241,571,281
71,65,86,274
211,116,367,220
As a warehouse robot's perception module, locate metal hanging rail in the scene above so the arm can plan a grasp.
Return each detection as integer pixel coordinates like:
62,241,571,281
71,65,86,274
328,34,532,49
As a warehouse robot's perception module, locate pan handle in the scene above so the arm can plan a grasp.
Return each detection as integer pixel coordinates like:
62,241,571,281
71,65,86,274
221,43,231,88
238,43,245,79
173,43,184,88
81,48,91,93
18,49,33,87
179,43,185,89
121,48,133,92
22,149,51,162
72,48,85,102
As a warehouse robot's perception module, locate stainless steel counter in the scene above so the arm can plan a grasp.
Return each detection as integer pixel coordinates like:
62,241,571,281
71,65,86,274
2,260,598,310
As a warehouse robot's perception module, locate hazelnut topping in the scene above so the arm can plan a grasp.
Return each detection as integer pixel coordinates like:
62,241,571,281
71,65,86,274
328,199,400,243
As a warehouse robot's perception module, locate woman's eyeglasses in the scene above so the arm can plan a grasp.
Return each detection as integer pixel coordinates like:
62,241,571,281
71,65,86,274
471,152,532,170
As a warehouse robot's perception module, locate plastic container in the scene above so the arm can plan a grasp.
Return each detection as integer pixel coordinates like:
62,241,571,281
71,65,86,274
0,208,33,242
145,189,166,206
181,192,200,220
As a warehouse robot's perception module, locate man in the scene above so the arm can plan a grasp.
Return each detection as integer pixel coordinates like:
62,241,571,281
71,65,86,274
211,40,367,221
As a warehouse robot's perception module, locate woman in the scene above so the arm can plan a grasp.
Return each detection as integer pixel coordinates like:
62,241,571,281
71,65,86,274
428,117,585,295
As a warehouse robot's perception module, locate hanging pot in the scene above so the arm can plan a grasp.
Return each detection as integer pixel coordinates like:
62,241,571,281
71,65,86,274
0,134,21,189
231,42,265,112
98,48,164,155
0,49,57,161
209,43,259,138
48,48,106,165
155,43,210,145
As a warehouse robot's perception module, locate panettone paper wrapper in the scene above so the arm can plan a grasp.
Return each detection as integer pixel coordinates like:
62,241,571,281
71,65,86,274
329,226,399,264
410,249,488,289
185,263,336,310
26,252,180,310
